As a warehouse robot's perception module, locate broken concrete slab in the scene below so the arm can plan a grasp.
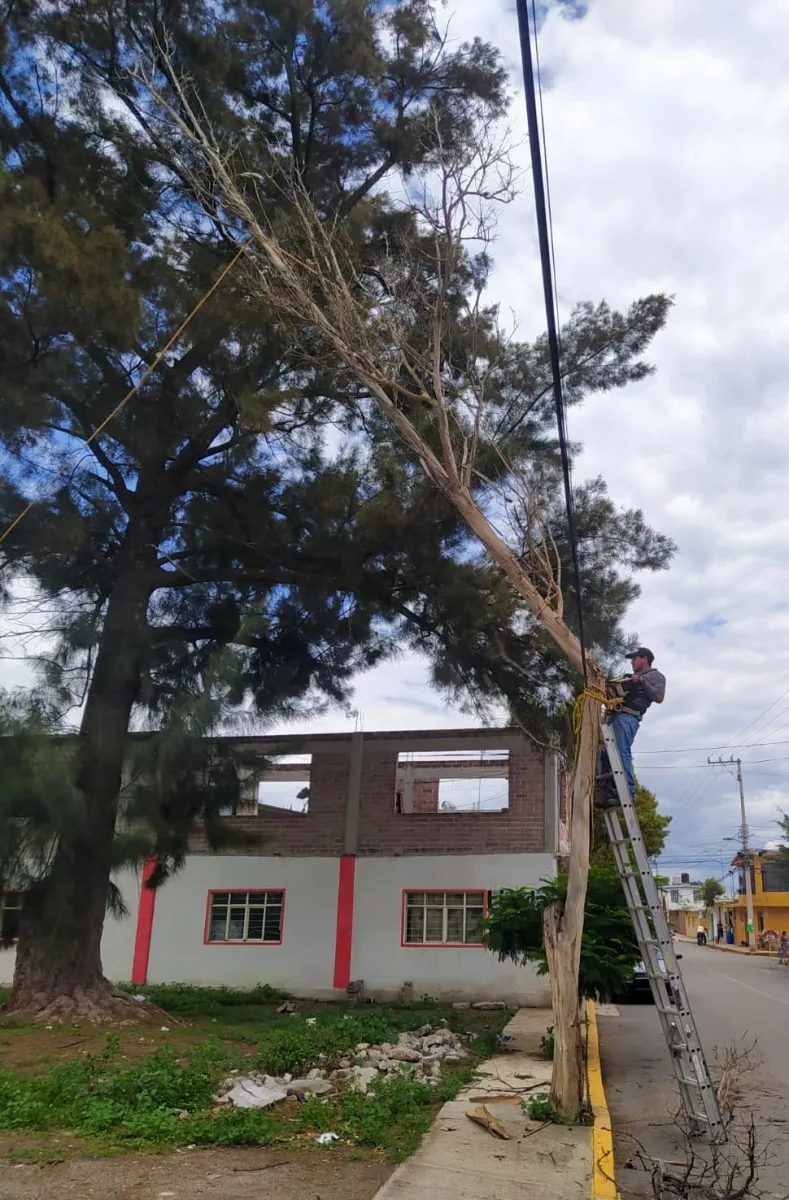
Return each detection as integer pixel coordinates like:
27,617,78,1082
390,1046,422,1063
286,1078,334,1097
226,1079,288,1109
351,1066,380,1094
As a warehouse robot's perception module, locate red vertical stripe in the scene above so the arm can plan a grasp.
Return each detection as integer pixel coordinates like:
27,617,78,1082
332,856,356,989
131,858,158,986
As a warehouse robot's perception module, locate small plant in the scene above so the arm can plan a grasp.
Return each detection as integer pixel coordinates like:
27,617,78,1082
540,1025,555,1060
525,1092,570,1124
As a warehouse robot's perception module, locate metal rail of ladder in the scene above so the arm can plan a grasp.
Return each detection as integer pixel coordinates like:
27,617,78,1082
600,722,725,1142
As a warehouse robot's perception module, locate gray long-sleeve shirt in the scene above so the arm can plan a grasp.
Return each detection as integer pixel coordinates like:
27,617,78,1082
636,667,666,702
627,667,666,717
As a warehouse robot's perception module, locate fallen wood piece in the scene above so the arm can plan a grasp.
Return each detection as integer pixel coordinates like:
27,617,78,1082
466,1105,511,1139
232,1161,290,1173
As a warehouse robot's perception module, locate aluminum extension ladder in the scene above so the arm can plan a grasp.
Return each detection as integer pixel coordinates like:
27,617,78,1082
600,722,725,1141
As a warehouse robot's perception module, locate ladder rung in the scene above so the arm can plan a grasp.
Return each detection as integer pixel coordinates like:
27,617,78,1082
677,1076,714,1091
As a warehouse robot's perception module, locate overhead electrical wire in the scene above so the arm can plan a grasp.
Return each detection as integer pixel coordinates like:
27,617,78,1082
515,0,588,680
670,685,789,808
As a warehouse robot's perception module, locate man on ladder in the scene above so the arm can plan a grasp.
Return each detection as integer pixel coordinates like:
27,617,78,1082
596,646,666,808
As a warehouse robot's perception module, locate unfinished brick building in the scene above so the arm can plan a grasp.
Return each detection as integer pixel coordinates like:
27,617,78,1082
0,727,564,1004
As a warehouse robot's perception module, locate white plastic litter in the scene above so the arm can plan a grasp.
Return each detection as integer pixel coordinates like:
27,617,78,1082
160,1026,170,1032
132,994,147,1002
305,1017,317,1026
315,1132,339,1145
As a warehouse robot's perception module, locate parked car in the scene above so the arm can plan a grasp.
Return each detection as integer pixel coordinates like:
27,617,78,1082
615,949,682,1005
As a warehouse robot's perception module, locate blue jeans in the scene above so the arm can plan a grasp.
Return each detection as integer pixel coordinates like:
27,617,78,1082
610,712,640,798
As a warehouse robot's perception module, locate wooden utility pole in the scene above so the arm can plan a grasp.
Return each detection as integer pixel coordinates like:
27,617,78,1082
708,756,755,949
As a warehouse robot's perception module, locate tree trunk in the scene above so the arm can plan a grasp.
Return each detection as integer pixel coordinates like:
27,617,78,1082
9,525,157,1022
546,692,600,1118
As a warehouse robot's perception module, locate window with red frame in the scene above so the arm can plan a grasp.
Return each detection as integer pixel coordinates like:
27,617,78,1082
207,890,284,943
404,891,485,945
0,892,23,943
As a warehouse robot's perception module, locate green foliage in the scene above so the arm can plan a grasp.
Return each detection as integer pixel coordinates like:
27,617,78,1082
117,982,290,1017
540,1026,555,1060
0,1005,508,1158
486,869,641,1000
525,1092,572,1124
701,878,725,907
591,783,671,870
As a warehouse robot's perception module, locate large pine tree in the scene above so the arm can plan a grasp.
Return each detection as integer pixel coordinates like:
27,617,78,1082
0,1,673,1019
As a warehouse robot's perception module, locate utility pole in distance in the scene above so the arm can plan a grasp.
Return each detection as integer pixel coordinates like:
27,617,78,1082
708,756,756,949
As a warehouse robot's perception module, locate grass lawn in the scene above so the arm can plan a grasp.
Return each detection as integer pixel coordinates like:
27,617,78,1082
0,985,512,1165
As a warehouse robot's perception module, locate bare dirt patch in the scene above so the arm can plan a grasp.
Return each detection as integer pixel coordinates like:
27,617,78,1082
0,1145,392,1200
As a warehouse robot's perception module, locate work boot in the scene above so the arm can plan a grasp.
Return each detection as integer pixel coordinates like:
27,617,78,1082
594,772,621,809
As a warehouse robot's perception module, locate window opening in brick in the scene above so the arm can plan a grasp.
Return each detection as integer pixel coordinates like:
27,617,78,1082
0,891,23,942
404,891,486,945
207,890,284,942
394,750,509,813
257,754,312,813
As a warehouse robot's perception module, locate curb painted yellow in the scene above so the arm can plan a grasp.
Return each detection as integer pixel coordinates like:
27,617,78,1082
586,998,619,1200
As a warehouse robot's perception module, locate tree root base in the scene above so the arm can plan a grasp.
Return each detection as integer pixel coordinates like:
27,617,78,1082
4,983,172,1025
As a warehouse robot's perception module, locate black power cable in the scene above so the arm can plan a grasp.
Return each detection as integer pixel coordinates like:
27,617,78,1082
515,0,588,681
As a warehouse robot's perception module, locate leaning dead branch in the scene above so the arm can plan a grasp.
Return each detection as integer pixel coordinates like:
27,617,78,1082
625,1113,784,1200
132,47,604,1119
713,1038,763,1125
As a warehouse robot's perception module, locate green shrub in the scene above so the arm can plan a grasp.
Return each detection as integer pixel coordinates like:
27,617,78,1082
117,982,289,1017
486,869,642,999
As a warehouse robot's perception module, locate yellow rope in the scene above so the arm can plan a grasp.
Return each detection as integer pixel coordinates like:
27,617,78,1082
564,686,620,835
0,239,249,549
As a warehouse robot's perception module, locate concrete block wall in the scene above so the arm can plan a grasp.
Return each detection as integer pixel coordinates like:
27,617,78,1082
356,746,545,856
190,748,351,856
189,728,556,860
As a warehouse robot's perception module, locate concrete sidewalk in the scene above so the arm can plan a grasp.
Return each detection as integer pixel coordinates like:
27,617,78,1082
675,932,774,956
372,1009,591,1200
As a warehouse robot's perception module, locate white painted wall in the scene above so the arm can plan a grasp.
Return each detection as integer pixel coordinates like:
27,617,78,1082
102,866,142,981
146,856,340,994
0,866,141,986
352,854,555,1005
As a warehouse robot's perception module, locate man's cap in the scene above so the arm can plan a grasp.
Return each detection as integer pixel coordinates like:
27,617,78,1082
628,646,654,665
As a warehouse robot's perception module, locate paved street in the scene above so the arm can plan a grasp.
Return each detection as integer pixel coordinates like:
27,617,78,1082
598,942,789,1198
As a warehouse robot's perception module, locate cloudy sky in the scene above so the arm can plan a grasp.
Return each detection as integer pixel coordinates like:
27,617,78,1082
4,0,789,878
301,0,789,879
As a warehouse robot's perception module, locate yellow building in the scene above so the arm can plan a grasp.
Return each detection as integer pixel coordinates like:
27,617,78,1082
727,851,789,947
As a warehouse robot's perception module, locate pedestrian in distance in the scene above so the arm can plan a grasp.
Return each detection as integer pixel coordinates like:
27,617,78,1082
779,932,789,965
716,922,724,943
596,647,666,809
696,923,707,947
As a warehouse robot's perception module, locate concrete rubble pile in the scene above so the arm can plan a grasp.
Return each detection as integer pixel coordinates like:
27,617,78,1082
214,1022,472,1108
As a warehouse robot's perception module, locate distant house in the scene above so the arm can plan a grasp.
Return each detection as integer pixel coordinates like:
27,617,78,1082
727,850,789,947
660,874,706,936
0,727,564,1005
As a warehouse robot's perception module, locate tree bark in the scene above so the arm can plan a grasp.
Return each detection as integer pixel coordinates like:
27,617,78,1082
545,691,600,1118
9,518,158,1022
